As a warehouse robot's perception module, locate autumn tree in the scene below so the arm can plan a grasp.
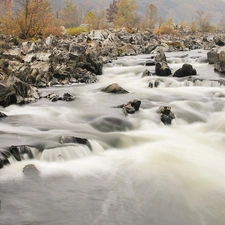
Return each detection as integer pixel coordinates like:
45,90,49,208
0,0,12,17
59,0,80,28
49,0,65,19
196,10,214,32
114,0,138,29
106,0,120,23
1,0,63,38
143,3,158,30
218,16,225,30
84,11,98,30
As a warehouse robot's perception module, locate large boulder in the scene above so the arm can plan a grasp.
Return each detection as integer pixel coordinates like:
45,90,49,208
214,51,225,73
173,64,197,77
207,49,219,64
155,61,172,76
0,75,39,107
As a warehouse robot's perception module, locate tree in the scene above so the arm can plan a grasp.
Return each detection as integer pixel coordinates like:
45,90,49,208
84,11,98,30
196,10,214,32
114,0,138,28
106,0,119,23
59,0,80,28
1,0,63,38
144,3,158,30
0,0,12,17
49,0,65,19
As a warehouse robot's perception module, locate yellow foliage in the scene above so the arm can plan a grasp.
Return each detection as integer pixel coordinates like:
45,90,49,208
66,27,88,36
154,19,177,35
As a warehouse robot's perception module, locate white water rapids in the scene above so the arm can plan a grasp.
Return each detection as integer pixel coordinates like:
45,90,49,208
0,49,225,225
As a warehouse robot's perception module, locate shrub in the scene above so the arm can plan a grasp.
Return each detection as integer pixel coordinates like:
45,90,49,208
66,27,89,36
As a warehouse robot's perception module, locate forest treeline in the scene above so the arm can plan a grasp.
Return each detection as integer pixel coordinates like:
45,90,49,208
0,0,225,39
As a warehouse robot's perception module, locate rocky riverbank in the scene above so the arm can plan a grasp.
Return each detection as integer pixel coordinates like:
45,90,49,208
0,29,225,107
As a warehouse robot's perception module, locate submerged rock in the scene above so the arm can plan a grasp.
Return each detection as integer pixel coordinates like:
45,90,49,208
157,106,175,125
23,164,39,177
60,136,92,150
90,117,133,132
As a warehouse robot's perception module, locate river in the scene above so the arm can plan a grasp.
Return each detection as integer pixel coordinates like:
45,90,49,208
0,49,225,225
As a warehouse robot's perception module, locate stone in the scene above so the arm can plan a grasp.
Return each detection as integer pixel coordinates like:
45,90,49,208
101,83,129,94
173,64,197,77
155,61,172,76
157,106,175,125
207,50,219,64
60,136,92,150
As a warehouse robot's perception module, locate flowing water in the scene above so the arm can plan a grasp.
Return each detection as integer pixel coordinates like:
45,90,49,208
1,49,225,225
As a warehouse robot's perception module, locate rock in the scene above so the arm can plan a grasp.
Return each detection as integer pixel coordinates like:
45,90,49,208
0,112,7,118
9,145,34,161
148,79,160,88
90,117,133,132
117,99,141,116
145,59,155,66
0,150,10,169
157,106,175,125
173,64,197,77
155,61,172,76
60,136,92,150
155,48,167,62
142,69,152,77
0,76,39,107
101,83,129,94
23,164,39,177
214,51,225,73
207,50,219,64
63,93,75,101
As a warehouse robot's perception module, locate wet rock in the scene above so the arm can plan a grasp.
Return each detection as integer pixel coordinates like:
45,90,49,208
0,112,7,118
63,93,75,101
173,64,197,77
60,136,92,150
117,99,141,116
155,48,167,62
23,164,39,177
0,76,39,107
44,92,75,102
0,150,10,169
101,83,129,94
142,69,152,77
9,145,34,161
145,60,155,66
207,49,219,64
214,51,225,73
155,61,172,76
157,106,175,125
148,79,160,88
90,117,133,132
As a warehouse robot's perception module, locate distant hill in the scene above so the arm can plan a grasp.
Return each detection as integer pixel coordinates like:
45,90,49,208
57,0,225,24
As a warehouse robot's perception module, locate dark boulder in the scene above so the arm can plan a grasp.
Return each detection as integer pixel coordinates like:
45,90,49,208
155,61,172,76
157,106,175,125
214,51,225,73
0,111,7,118
0,76,39,107
173,64,197,77
101,83,129,94
9,145,34,161
0,150,10,169
145,60,155,66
